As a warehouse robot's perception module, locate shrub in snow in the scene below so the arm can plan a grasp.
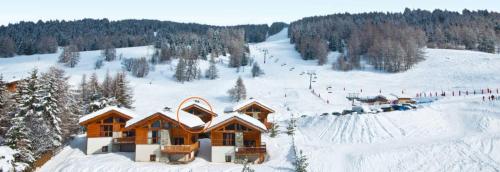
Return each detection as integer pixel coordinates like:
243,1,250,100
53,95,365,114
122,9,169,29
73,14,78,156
94,59,104,69
294,150,309,172
251,62,264,77
101,47,116,61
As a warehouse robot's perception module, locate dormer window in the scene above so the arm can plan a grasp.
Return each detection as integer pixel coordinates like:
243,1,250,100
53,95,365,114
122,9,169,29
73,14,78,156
103,117,113,123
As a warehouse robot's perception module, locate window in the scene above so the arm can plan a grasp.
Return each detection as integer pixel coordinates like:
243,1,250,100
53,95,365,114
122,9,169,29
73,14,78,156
173,137,184,145
151,120,161,128
102,146,108,152
244,140,256,147
225,124,235,130
246,106,261,112
223,133,235,146
103,117,113,123
151,130,159,144
225,155,232,162
224,123,248,131
118,117,126,123
150,154,156,162
100,125,113,137
123,131,135,137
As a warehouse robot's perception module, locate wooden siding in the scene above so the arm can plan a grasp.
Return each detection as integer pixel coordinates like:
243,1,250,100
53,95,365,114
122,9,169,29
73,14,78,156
131,113,197,146
83,111,130,138
210,120,262,147
238,104,271,125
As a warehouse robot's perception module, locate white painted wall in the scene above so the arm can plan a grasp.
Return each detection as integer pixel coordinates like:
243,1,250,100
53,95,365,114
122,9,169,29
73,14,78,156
135,144,161,162
86,137,113,155
211,146,235,163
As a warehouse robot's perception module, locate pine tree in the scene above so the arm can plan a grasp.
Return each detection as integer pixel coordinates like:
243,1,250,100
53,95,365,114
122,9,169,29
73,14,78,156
101,71,114,98
205,56,219,80
58,45,80,68
174,58,187,83
87,73,104,113
40,69,63,148
269,123,279,138
227,77,247,102
114,72,133,108
294,150,309,172
0,75,13,140
6,69,44,165
43,67,75,142
251,62,264,77
286,114,296,136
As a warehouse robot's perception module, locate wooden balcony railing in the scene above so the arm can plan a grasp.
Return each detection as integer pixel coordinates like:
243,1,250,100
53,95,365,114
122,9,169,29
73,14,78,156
162,141,199,154
112,137,135,144
236,144,267,155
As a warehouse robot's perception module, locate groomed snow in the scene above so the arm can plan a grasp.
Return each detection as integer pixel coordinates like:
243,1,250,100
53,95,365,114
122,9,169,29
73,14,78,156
78,106,137,124
205,112,267,132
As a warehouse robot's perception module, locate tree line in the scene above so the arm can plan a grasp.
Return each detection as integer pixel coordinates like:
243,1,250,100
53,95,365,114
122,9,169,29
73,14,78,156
0,19,288,58
289,8,500,72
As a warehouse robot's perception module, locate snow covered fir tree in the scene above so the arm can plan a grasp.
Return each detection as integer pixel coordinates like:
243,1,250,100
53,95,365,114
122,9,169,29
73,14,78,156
227,77,247,102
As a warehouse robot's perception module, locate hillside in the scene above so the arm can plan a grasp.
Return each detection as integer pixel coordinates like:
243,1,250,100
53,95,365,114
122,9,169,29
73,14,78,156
1,28,500,171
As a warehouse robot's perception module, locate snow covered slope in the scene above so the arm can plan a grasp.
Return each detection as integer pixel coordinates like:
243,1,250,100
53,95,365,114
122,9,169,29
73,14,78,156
1,28,500,172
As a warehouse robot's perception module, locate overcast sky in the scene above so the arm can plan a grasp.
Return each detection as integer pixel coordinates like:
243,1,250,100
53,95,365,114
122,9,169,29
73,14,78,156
1,0,499,26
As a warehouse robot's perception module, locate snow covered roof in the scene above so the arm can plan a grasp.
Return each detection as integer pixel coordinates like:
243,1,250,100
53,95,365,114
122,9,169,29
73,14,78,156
79,106,137,125
229,99,275,113
125,110,205,129
205,112,267,132
181,100,216,115
390,93,412,99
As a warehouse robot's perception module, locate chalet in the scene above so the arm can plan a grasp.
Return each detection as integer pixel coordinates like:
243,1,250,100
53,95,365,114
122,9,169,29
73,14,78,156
226,99,275,129
205,113,267,163
391,93,416,104
358,95,389,105
78,106,137,155
124,110,204,163
181,100,217,123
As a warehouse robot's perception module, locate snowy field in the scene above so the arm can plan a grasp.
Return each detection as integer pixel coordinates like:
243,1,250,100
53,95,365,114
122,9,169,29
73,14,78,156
1,28,500,172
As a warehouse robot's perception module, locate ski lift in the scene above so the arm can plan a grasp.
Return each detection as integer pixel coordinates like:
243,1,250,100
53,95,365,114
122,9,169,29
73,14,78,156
312,80,317,83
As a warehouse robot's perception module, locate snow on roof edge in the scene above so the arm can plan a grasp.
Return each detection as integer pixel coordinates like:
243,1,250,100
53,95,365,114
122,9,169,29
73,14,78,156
79,106,137,124
205,112,267,132
125,109,205,129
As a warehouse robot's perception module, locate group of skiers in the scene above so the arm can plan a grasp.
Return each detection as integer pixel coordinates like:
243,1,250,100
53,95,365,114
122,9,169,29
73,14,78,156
413,88,500,102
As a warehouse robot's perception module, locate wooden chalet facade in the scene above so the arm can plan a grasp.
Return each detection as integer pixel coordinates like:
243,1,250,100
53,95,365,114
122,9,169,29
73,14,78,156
206,113,267,163
124,111,204,162
230,99,275,129
78,107,136,154
79,99,274,164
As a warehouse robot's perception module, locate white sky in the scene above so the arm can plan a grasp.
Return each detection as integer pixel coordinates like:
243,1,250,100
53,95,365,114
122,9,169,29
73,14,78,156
1,0,499,26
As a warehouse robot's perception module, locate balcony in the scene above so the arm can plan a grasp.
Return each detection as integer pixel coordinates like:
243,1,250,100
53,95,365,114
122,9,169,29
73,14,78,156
236,143,266,155
112,137,135,144
162,141,200,154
